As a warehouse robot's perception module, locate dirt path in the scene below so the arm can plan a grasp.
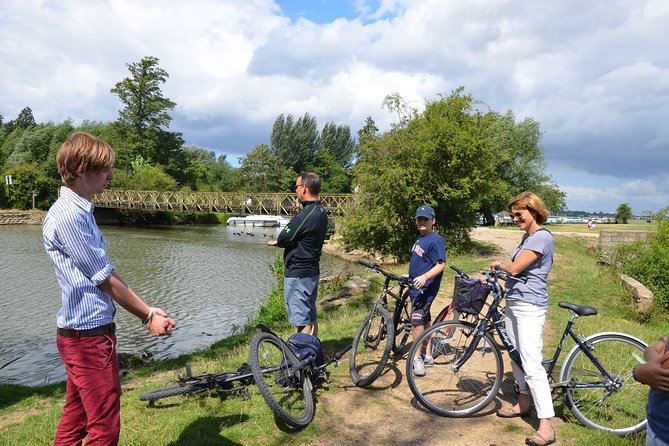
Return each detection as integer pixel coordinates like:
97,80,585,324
311,227,586,446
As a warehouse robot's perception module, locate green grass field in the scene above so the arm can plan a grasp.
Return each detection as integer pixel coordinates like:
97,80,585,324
0,235,666,445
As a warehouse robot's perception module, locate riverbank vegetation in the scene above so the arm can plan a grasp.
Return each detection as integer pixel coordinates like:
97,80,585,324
1,235,666,445
613,207,669,311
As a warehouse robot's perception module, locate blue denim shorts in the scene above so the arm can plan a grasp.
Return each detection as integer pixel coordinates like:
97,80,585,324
284,275,319,327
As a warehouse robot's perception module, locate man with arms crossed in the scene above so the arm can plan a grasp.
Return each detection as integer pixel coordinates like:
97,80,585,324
43,132,176,445
271,172,328,336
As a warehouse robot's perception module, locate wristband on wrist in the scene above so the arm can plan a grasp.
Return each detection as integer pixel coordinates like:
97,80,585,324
632,365,639,382
142,307,154,325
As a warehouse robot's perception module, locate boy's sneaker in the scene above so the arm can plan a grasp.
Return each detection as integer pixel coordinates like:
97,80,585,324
413,357,426,376
423,355,434,366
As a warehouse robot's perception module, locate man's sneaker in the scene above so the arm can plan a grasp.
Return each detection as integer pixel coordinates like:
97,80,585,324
413,357,426,376
423,355,434,366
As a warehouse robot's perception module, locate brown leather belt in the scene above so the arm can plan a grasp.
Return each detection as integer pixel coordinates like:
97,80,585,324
57,323,116,338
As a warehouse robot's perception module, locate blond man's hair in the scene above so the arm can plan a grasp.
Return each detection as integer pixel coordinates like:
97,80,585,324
56,132,115,186
508,191,549,225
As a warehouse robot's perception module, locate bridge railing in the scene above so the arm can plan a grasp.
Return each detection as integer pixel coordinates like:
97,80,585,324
94,190,356,216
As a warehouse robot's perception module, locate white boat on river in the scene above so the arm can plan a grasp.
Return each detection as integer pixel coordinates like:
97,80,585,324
226,215,290,227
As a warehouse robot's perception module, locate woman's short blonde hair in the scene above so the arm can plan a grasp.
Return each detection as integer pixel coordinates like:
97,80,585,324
56,132,115,186
508,191,549,225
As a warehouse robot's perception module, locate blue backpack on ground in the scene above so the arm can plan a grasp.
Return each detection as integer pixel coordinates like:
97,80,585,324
287,332,324,367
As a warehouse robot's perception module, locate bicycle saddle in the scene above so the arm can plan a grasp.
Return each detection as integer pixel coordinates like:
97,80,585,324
558,302,597,316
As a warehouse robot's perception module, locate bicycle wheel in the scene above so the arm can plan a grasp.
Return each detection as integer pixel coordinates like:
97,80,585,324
392,295,412,354
139,380,208,402
406,321,503,417
349,305,394,387
559,332,647,436
249,331,315,428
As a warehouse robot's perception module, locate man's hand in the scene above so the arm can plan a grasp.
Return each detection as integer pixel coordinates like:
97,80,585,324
147,307,176,336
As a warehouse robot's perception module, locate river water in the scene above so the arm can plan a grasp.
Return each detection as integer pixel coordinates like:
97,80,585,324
0,224,354,387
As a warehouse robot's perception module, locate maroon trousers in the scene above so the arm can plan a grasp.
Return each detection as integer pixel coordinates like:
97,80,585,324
54,334,121,446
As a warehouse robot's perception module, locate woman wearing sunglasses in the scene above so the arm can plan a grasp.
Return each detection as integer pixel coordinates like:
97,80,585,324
490,191,556,446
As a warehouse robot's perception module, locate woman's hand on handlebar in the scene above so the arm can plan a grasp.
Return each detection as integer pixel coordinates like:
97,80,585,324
490,261,503,271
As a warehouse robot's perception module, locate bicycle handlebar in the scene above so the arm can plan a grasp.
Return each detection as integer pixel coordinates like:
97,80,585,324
356,259,410,285
316,344,353,373
449,265,468,277
449,265,527,285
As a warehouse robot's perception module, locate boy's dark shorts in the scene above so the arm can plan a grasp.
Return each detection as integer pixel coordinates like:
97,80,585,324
410,298,433,326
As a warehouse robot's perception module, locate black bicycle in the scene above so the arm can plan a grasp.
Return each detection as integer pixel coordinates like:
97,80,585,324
249,324,351,429
139,361,254,406
406,266,648,436
350,259,435,387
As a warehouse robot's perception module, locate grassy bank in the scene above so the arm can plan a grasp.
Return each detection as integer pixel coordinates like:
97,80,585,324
1,235,666,445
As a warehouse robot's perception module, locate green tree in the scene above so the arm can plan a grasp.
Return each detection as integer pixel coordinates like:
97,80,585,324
111,156,178,191
306,149,351,192
110,56,183,169
477,112,565,225
3,163,59,209
616,203,633,224
238,144,288,192
3,123,74,173
343,89,499,260
0,127,25,171
15,107,36,129
382,93,418,130
209,154,238,192
319,121,355,168
357,116,379,143
111,56,176,134
270,113,318,173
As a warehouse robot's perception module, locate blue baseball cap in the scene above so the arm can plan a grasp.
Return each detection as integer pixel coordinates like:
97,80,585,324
415,205,435,219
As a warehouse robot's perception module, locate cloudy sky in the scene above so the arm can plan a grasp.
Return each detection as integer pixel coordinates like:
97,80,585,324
1,0,668,214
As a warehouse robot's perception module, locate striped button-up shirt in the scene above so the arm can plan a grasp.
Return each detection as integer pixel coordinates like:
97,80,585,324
43,186,115,329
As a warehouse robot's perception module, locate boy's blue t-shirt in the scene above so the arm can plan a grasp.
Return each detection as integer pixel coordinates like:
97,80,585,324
408,232,447,301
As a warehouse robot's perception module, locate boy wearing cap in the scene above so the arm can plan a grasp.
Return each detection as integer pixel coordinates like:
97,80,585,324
409,205,446,377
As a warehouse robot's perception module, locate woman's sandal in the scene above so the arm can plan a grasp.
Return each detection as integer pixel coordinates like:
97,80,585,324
524,430,556,446
496,406,531,418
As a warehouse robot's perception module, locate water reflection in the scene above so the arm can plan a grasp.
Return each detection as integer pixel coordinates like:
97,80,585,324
0,224,355,386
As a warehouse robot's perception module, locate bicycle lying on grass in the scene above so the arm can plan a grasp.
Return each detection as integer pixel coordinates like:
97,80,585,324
141,324,350,430
139,362,254,406
249,324,351,429
350,260,458,387
406,266,648,437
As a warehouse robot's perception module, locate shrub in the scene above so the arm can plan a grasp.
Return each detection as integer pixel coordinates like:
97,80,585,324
615,214,669,311
247,253,289,329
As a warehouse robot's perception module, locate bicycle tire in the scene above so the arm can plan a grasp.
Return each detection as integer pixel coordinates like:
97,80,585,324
249,331,315,429
559,332,647,436
139,380,208,402
406,321,503,417
349,305,394,387
392,294,412,355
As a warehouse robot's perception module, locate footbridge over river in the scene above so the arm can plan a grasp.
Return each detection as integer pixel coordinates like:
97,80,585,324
94,189,356,216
